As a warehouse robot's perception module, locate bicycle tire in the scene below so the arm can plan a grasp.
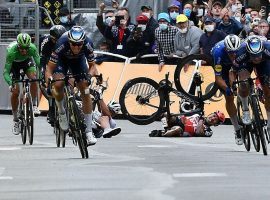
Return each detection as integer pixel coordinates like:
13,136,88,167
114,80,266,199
174,54,219,101
236,97,250,151
26,93,34,145
54,105,61,148
119,77,165,125
251,96,267,155
20,102,27,145
69,98,89,159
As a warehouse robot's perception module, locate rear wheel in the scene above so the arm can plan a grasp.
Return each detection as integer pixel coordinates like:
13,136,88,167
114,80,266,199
19,101,27,145
119,77,165,125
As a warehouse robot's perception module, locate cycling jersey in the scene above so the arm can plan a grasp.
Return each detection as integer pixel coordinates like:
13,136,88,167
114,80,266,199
3,41,40,86
40,35,55,70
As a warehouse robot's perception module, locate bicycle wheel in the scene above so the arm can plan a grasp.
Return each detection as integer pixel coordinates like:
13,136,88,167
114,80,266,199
54,106,61,148
174,54,219,101
236,97,250,151
25,93,34,145
119,77,165,125
251,96,267,155
69,98,89,159
20,102,27,145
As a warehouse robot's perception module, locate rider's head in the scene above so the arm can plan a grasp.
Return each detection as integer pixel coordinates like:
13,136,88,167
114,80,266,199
246,35,264,64
205,110,225,126
68,26,86,54
17,33,31,55
224,34,241,55
49,25,67,43
107,100,121,116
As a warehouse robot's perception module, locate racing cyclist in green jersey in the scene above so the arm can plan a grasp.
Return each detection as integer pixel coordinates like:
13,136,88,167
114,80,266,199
3,33,41,135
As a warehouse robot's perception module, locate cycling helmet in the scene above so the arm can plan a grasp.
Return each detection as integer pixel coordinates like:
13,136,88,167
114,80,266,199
246,35,264,55
17,33,31,48
107,100,121,114
50,25,67,40
224,34,241,52
215,110,225,123
68,26,86,43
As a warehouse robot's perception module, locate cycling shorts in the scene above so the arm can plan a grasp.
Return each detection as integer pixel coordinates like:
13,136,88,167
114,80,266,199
11,58,36,80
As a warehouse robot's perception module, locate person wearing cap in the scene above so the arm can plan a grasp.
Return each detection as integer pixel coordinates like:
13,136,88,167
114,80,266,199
140,5,159,37
154,12,178,72
58,7,76,30
168,4,180,26
199,16,226,57
211,1,223,22
174,14,203,58
127,14,155,58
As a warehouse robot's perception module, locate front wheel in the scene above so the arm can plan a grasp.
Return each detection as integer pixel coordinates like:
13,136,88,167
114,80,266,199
119,77,165,125
25,93,34,145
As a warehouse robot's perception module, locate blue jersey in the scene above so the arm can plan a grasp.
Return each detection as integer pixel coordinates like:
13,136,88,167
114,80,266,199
212,40,234,76
49,32,95,64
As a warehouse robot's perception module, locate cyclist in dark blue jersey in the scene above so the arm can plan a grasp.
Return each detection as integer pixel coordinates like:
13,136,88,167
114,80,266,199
45,26,98,146
236,35,270,134
212,34,252,145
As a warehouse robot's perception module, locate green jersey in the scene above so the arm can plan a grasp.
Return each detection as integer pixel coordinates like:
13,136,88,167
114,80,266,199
3,41,40,86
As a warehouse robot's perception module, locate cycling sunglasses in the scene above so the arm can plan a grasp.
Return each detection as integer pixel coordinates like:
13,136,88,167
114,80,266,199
70,41,84,47
18,45,30,50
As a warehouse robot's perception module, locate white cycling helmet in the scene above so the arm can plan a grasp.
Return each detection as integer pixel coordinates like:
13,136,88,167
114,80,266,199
246,35,264,55
107,100,121,114
224,34,241,52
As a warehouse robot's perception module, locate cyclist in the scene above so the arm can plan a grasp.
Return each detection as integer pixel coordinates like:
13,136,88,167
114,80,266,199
212,34,251,145
45,26,98,146
3,33,41,135
40,25,67,125
149,111,225,137
235,35,270,134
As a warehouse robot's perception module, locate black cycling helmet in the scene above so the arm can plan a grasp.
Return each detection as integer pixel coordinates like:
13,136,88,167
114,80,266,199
49,25,67,40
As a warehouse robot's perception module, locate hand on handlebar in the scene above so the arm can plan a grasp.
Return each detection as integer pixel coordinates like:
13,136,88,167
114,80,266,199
9,85,15,92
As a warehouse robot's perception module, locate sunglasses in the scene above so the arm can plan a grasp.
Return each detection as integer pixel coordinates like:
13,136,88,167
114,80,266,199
70,41,83,47
18,45,29,50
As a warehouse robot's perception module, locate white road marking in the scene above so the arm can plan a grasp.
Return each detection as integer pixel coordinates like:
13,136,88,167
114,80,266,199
0,147,21,151
0,168,13,180
137,145,175,148
173,173,227,178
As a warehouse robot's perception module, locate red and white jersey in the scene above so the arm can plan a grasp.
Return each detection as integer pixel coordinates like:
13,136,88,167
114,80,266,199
179,114,205,137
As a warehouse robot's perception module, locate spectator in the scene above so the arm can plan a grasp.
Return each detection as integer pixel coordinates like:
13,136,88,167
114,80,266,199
183,3,198,27
140,5,159,36
199,16,226,57
95,41,112,64
249,18,260,36
167,4,180,26
258,19,270,40
127,14,155,58
267,13,270,24
171,0,183,13
96,3,115,37
58,7,76,30
211,1,223,21
155,12,178,71
251,10,260,22
217,8,243,35
174,14,203,57
104,7,135,57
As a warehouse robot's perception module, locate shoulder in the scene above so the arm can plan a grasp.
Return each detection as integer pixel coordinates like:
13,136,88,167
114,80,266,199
213,40,224,53
29,43,38,52
84,36,94,51
6,42,17,57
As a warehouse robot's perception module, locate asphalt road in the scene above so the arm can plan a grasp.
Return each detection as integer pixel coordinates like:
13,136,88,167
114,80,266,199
1,115,270,200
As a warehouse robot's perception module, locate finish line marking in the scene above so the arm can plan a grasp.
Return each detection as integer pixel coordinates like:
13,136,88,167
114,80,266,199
173,173,227,178
0,168,13,180
137,145,174,148
0,147,21,151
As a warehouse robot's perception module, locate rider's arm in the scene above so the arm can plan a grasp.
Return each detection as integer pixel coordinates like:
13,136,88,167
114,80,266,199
45,51,58,84
30,44,41,69
3,50,14,86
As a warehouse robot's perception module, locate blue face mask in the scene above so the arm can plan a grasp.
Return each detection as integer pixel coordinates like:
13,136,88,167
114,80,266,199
170,11,178,20
60,16,69,23
159,23,168,30
183,8,191,18
245,13,251,22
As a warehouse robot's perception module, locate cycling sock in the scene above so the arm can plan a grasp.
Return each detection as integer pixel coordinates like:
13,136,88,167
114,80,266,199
109,118,116,128
239,96,249,111
230,115,240,131
267,111,270,127
55,99,65,114
32,97,37,106
84,113,93,132
13,110,18,121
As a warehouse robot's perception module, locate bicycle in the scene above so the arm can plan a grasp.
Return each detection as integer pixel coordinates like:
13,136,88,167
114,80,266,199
119,54,217,125
233,78,268,155
13,70,42,145
49,73,91,158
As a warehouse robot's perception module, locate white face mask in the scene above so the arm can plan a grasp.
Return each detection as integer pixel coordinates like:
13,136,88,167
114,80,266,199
197,8,204,17
205,24,215,32
137,24,147,31
142,12,150,19
170,11,178,20
159,23,168,30
267,16,270,24
60,16,69,23
231,4,238,12
105,17,113,26
179,27,187,33
234,16,241,22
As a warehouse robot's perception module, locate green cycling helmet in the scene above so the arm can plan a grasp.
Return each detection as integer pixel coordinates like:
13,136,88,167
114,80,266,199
17,33,31,48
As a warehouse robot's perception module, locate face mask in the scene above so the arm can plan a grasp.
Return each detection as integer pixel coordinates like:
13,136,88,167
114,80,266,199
197,8,204,17
105,17,113,26
267,16,270,24
183,8,191,18
179,27,187,33
205,24,215,32
231,4,238,12
60,16,69,23
142,12,150,19
159,23,168,30
234,16,241,22
170,11,178,20
245,13,251,22
138,24,147,31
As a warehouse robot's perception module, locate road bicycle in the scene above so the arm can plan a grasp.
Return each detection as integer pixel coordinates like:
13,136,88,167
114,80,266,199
13,70,42,145
119,54,218,125
234,78,268,155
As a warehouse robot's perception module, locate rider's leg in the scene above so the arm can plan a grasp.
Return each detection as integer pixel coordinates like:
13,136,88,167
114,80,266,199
224,94,241,131
52,73,65,114
262,85,270,128
27,69,40,114
11,84,20,121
